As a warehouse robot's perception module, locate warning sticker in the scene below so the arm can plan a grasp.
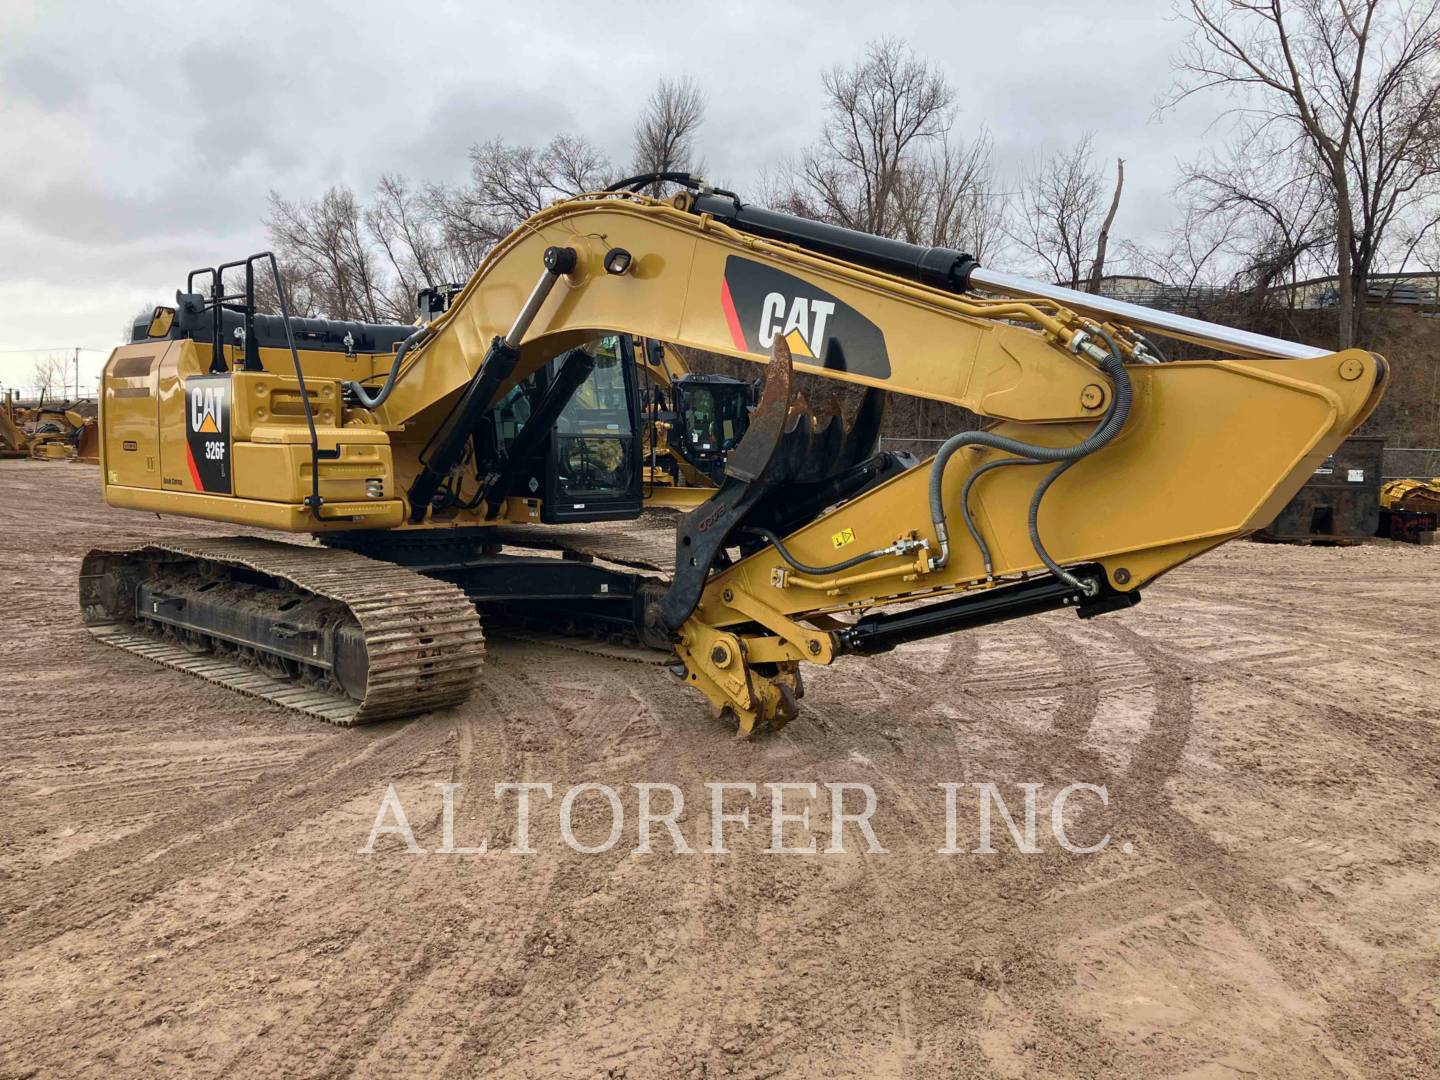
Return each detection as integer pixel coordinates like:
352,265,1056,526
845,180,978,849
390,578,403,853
831,527,855,550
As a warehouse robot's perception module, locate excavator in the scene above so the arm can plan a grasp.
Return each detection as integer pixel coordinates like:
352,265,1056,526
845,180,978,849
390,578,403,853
1,393,99,462
634,338,755,493
81,176,1386,734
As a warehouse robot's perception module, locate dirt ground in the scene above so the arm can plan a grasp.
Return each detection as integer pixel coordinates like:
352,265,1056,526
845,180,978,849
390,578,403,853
1,458,1438,1079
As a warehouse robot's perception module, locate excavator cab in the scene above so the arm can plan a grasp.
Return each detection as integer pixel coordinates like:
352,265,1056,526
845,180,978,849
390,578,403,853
549,335,642,516
491,333,644,523
669,373,752,484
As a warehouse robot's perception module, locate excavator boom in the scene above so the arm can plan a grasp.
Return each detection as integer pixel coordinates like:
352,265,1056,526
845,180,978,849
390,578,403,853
85,182,1386,733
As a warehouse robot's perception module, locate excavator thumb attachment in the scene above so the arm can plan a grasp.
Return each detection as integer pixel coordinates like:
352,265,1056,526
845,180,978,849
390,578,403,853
650,336,798,638
651,335,888,637
651,337,894,736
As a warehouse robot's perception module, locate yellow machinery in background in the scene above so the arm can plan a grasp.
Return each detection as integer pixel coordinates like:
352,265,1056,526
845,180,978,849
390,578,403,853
1380,477,1440,542
634,338,754,498
81,177,1386,734
0,395,98,462
1382,477,1440,513
0,393,26,458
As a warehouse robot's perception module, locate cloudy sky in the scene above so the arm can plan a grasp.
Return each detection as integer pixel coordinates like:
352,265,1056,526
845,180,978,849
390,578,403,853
0,0,1221,394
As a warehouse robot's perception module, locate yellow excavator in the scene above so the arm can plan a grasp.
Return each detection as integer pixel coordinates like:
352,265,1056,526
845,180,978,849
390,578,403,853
633,338,755,495
81,176,1386,734
1,395,99,462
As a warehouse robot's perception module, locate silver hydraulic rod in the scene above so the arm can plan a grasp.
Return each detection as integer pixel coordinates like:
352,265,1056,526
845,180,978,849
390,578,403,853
968,267,1330,361
504,270,562,348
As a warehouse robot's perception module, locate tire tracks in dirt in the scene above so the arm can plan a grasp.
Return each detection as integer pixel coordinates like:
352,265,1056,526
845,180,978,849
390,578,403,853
0,718,448,959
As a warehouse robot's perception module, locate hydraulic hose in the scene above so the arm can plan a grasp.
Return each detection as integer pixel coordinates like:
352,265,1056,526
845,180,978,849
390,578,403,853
344,324,431,410
743,526,903,577
929,325,1133,594
602,172,741,198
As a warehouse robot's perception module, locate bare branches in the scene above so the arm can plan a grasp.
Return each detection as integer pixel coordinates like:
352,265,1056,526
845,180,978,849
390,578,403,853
1011,135,1107,289
266,132,615,323
265,186,392,322
1166,0,1440,346
29,354,69,404
366,174,460,315
774,38,956,238
632,76,705,191
891,129,1007,259
422,133,612,271
1088,159,1126,292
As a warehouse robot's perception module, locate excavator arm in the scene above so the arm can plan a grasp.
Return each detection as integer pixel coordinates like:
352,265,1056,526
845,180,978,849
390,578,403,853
347,189,1382,731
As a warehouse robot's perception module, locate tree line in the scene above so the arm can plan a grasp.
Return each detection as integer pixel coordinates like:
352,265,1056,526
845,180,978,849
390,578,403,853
263,1,1440,352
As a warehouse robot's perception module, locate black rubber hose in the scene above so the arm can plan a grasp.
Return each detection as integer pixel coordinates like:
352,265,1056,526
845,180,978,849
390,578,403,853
931,327,1133,592
604,171,698,192
602,172,742,199
959,456,1043,578
1133,329,1168,363
344,325,431,410
743,526,895,577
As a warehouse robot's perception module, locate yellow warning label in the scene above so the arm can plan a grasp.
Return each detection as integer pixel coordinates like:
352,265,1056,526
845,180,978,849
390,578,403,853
831,527,855,550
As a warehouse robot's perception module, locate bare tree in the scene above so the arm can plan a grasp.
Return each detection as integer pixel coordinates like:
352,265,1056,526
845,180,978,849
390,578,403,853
426,133,612,267
1088,158,1126,292
266,185,396,322
632,76,705,192
890,129,1009,261
1011,135,1107,288
30,354,69,404
366,174,463,311
775,38,955,237
1123,200,1241,309
1182,137,1332,316
1167,0,1440,348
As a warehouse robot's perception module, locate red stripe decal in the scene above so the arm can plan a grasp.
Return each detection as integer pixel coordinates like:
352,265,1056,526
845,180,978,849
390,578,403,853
185,442,204,491
720,278,747,351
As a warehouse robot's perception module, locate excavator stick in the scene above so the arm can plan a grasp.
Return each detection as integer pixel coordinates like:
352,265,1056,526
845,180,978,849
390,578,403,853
673,346,1384,730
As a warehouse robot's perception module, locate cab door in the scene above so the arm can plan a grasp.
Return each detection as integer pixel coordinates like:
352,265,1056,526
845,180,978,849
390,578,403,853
541,335,643,523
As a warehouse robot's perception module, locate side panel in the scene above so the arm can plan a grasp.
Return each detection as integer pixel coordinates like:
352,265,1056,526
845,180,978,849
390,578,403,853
101,342,166,489
158,340,209,493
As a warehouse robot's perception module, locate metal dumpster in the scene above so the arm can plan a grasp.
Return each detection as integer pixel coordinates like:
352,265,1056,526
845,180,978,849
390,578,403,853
1260,435,1384,543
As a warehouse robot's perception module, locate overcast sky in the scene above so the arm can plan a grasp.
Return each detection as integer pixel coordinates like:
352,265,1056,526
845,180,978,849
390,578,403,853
0,0,1220,394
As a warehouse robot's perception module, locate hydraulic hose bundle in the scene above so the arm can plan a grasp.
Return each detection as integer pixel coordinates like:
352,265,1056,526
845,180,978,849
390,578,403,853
929,325,1133,594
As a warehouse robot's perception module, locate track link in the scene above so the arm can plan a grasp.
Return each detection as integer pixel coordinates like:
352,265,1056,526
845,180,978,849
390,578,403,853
80,537,485,725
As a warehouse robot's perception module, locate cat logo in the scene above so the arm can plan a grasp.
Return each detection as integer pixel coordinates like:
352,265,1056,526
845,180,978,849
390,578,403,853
719,255,890,378
183,375,232,495
757,294,836,358
190,384,225,434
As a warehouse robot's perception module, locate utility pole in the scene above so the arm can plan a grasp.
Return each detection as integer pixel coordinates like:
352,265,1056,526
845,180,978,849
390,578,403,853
74,346,80,401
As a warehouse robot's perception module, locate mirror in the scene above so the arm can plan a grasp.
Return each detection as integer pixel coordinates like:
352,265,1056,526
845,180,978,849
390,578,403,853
147,306,175,338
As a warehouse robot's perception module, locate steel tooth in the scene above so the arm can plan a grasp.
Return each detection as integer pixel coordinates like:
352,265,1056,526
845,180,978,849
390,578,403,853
785,389,814,435
836,387,885,471
725,335,795,483
808,383,846,432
